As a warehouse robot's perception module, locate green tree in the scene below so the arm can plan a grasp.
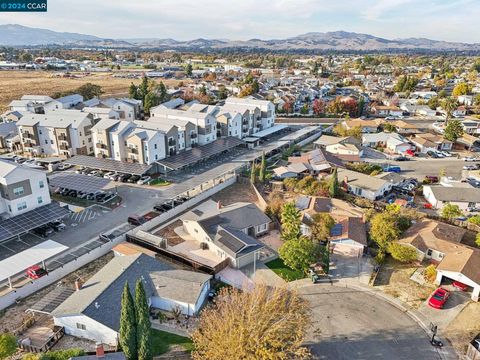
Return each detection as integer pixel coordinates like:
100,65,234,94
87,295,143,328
321,245,330,274
280,202,302,241
258,151,266,183
428,96,440,110
468,215,480,225
144,91,159,115
185,63,193,77
388,243,418,263
139,76,149,102
441,203,463,219
250,161,256,183
129,83,140,100
135,280,152,360
310,212,335,242
444,119,464,142
76,83,103,100
475,233,480,248
369,212,401,252
0,333,17,359
279,237,320,273
329,167,340,198
442,97,459,123
119,282,137,360
157,81,168,103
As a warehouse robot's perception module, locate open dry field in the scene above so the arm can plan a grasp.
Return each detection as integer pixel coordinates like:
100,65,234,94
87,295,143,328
0,71,185,112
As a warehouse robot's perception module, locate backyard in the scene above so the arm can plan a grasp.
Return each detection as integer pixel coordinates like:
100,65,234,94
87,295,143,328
151,329,194,356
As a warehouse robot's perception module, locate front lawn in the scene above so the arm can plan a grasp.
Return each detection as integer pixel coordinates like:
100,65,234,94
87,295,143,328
266,258,305,282
151,329,194,356
150,178,171,187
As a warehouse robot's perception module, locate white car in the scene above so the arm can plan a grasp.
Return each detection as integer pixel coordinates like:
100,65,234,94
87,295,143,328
137,176,152,185
463,157,478,162
440,151,452,157
103,172,115,179
463,165,477,170
57,163,72,170
435,151,445,158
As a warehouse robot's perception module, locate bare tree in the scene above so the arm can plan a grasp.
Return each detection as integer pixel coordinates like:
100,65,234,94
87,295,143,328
192,285,311,360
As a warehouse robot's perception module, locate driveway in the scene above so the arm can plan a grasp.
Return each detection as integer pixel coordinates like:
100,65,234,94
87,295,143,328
300,284,448,360
417,286,471,330
329,254,374,285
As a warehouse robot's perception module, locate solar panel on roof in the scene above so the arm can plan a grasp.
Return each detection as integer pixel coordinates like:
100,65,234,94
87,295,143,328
30,286,75,314
330,224,343,237
217,230,245,253
49,174,111,193
65,155,151,175
0,203,70,243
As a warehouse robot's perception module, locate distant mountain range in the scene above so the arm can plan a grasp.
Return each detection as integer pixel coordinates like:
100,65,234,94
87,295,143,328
1,24,480,52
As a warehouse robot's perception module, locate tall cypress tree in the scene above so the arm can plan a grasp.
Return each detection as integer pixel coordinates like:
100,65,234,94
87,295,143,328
250,161,256,184
329,167,339,198
259,151,266,183
135,280,152,360
119,282,137,360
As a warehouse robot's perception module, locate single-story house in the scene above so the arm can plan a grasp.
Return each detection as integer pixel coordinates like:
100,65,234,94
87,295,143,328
362,132,412,154
371,105,403,118
53,254,211,345
392,120,420,135
286,148,345,175
329,217,368,257
399,220,480,301
336,168,394,201
423,185,480,211
410,133,452,153
182,201,269,269
341,119,381,133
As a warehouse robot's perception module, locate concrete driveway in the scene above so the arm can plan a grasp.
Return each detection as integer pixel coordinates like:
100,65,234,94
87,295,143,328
418,286,471,330
300,284,448,360
329,254,374,285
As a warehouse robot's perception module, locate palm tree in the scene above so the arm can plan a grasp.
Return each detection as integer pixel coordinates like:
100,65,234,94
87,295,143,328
442,97,459,124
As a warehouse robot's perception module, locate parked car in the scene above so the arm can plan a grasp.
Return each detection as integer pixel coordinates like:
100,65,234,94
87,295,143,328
87,170,100,177
384,165,401,173
33,225,54,238
423,203,433,209
425,175,439,183
127,215,149,226
102,193,116,203
452,281,468,291
463,157,478,162
128,175,141,183
137,176,152,185
75,166,86,174
427,151,439,158
463,165,477,170
394,156,410,162
48,220,66,231
57,163,72,171
405,149,416,157
428,288,450,309
120,174,132,182
440,151,452,157
434,151,445,158
103,172,115,179
26,265,48,279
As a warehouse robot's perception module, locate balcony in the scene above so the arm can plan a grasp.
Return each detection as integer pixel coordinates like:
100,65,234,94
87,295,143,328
58,134,68,141
127,147,138,154
23,142,34,148
242,120,249,125
59,144,69,151
242,126,249,132
96,143,107,150
22,132,33,139
190,133,197,139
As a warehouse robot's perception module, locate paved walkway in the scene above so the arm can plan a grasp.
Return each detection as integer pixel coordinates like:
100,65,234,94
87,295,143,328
242,261,286,287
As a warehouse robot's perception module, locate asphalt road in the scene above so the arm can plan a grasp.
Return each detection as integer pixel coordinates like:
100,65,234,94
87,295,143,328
300,285,444,360
366,158,472,180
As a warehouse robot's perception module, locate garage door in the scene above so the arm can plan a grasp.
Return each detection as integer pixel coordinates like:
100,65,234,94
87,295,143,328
332,243,363,257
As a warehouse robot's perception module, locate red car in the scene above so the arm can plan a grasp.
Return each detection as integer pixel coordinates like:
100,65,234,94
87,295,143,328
26,265,47,279
405,149,415,157
452,281,468,291
428,288,450,309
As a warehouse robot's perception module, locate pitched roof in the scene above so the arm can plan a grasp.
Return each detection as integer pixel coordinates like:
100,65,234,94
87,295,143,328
53,254,172,331
288,148,344,171
337,168,389,192
329,217,367,246
427,186,480,203
399,220,480,284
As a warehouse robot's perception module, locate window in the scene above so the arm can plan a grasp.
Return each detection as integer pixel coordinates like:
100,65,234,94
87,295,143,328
39,180,44,188
45,140,48,144
50,140,54,144
155,154,158,160
37,196,43,204
13,186,24,196
76,323,86,330
8,205,11,212
17,202,27,211
427,249,433,256
39,130,42,135
154,144,157,150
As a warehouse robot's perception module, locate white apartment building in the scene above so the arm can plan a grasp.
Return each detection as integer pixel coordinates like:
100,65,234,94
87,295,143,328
16,111,95,157
44,94,84,112
224,96,276,131
0,160,51,219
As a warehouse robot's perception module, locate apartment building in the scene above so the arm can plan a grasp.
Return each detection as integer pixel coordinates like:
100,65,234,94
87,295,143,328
224,96,276,132
150,107,216,145
186,103,243,139
101,98,144,120
124,128,167,164
144,117,195,151
16,111,95,157
8,95,54,114
0,160,51,219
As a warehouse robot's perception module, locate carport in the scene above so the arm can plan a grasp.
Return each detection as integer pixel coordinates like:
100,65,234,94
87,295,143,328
0,240,68,288
49,173,111,193
65,155,152,176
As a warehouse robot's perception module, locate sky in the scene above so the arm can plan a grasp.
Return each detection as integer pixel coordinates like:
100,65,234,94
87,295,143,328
0,0,479,42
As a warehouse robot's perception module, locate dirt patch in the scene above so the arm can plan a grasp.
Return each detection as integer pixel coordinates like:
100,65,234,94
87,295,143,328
373,258,435,308
210,182,258,206
0,71,186,112
0,252,114,333
154,220,185,246
444,301,480,355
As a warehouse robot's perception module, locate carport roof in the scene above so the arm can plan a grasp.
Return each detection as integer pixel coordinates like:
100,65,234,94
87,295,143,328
0,202,70,243
0,240,68,282
156,136,244,171
65,155,151,175
49,173,111,193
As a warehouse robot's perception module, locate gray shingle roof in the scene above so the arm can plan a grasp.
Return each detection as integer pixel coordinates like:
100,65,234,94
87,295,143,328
53,254,172,331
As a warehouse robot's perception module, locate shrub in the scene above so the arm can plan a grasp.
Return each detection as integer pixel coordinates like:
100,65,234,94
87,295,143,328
476,233,480,248
423,264,437,283
0,333,17,359
374,251,386,264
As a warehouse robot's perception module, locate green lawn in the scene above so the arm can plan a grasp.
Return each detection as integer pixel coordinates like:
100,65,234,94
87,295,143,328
151,329,194,356
150,178,171,187
265,258,306,282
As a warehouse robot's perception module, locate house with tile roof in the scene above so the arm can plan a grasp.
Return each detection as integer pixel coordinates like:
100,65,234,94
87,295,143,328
398,220,480,301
